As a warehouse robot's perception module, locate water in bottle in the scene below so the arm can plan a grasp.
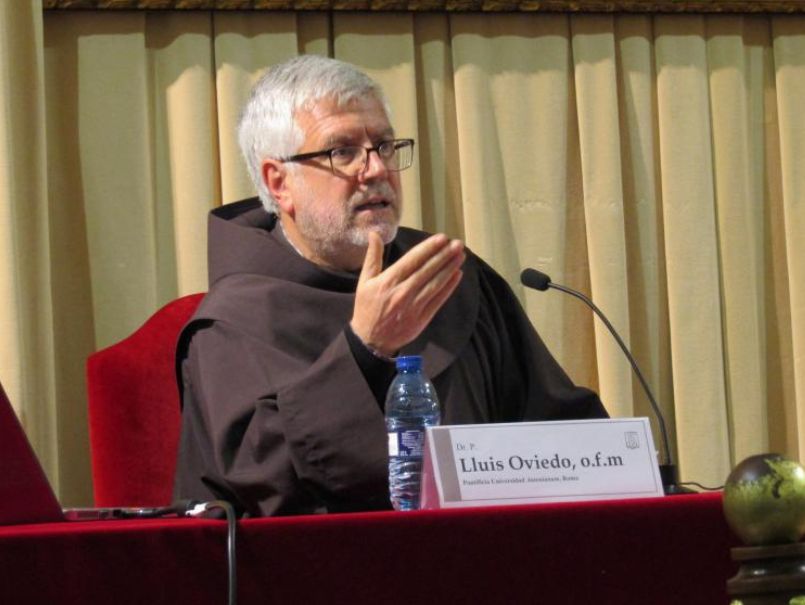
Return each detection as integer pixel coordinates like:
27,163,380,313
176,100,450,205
385,355,440,511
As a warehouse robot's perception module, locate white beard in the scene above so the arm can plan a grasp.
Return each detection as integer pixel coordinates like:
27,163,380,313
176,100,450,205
293,180,400,264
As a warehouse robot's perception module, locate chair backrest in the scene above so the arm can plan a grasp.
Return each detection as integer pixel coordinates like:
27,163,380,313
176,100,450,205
86,293,204,507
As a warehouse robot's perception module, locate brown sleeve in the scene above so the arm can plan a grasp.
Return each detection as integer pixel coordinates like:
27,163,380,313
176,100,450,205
175,320,391,516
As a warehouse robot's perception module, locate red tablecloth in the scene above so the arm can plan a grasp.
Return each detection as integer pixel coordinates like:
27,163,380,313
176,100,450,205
0,492,738,605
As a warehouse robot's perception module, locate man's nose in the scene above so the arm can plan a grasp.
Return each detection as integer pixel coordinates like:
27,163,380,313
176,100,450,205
358,148,389,181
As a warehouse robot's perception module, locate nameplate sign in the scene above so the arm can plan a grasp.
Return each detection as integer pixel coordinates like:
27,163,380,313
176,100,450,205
420,418,664,509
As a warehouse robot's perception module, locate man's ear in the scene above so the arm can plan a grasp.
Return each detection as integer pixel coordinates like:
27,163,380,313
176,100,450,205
262,159,295,216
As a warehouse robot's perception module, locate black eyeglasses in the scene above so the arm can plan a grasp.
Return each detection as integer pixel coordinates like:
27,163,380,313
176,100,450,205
282,138,415,177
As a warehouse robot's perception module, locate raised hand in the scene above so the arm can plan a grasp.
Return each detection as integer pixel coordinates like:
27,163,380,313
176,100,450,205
350,231,465,358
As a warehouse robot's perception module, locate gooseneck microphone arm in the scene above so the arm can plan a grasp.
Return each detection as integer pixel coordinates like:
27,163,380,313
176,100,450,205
520,267,686,495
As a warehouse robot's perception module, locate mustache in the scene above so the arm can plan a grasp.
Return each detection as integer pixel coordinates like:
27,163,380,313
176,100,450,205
349,182,398,209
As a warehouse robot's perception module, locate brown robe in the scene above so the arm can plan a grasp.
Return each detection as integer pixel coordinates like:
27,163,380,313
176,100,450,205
173,198,607,516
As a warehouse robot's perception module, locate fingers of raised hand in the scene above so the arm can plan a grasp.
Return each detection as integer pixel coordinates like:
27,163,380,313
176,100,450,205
351,234,465,355
387,236,464,291
408,241,465,305
385,234,456,283
417,268,464,329
373,237,463,320
413,256,464,312
374,239,464,332
358,231,384,285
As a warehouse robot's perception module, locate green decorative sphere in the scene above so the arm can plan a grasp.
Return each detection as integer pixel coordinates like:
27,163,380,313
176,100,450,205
723,454,805,546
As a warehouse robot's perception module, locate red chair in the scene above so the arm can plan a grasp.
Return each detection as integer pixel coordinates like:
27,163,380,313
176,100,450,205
86,293,204,507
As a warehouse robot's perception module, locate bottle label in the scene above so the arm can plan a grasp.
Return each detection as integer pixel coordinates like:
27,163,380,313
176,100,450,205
388,429,425,458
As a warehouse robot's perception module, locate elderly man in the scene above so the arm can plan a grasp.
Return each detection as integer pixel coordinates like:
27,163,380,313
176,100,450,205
173,55,607,516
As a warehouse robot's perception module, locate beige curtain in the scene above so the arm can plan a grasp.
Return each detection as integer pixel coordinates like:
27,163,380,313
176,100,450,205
0,0,62,495
1,7,802,504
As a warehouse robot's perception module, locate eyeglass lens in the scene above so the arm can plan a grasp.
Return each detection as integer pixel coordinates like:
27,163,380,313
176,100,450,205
331,140,413,175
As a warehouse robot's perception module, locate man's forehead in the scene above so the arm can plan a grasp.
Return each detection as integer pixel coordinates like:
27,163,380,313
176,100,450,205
296,95,394,144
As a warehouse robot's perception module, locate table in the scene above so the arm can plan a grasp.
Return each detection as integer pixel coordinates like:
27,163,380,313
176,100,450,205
0,492,738,604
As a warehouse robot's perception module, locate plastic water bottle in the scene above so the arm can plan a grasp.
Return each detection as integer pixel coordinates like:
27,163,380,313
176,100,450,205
385,355,440,511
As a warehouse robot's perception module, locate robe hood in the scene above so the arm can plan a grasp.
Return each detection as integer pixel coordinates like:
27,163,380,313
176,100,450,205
208,198,359,293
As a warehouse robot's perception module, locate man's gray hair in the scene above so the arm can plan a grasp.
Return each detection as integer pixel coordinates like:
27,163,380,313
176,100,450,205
237,55,390,213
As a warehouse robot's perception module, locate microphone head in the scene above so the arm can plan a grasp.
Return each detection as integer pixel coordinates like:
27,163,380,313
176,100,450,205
520,268,552,291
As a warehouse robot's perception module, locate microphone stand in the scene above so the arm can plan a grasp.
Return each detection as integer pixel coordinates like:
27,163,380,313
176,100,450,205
522,269,692,495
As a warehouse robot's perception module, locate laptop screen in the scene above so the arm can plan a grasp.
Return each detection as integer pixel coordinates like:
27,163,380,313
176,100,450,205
0,382,65,525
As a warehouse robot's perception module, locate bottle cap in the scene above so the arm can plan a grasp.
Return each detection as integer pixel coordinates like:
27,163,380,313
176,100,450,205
395,355,422,372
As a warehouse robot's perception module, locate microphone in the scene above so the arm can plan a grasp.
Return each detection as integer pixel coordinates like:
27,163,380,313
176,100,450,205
520,268,689,495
